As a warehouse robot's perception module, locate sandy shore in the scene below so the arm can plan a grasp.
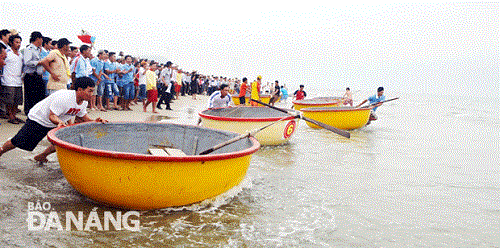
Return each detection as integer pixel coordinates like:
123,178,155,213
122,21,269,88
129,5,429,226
0,93,295,163
0,94,210,163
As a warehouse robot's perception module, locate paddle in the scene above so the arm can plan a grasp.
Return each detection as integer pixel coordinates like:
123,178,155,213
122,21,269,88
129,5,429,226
250,99,351,139
358,97,400,109
199,116,294,155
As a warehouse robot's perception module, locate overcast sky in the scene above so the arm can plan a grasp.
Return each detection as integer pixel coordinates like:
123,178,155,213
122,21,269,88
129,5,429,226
0,1,498,97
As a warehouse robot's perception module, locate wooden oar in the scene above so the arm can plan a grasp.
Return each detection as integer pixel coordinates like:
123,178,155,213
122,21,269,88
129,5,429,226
199,116,293,155
358,97,400,108
251,99,351,139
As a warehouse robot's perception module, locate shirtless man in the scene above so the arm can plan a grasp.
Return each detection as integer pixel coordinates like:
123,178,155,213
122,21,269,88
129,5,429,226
342,87,353,106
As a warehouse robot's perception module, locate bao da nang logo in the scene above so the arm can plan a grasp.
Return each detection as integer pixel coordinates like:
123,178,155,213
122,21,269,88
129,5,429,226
27,201,140,231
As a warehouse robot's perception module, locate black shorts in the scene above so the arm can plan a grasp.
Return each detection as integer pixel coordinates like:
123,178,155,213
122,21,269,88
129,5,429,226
239,96,246,105
11,119,53,151
190,82,198,94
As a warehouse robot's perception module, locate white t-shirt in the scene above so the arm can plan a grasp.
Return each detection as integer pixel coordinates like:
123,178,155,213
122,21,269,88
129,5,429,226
1,49,23,87
138,67,147,85
208,90,232,109
170,70,177,82
28,90,88,128
160,68,171,83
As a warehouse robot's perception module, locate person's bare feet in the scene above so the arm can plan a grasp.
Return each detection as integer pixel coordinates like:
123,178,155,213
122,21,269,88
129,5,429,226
33,154,48,164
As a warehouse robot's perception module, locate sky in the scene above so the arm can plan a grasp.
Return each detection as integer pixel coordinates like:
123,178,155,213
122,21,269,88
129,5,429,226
0,1,498,97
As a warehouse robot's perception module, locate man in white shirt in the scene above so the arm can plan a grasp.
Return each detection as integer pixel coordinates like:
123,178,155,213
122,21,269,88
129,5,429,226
1,35,23,124
208,84,233,109
0,77,107,164
157,61,173,110
137,61,148,103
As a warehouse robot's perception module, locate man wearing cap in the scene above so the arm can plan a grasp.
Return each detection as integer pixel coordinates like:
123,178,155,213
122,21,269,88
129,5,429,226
40,38,71,95
22,31,45,115
157,61,173,110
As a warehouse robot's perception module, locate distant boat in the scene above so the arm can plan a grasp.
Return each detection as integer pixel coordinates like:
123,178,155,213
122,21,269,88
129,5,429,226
292,97,342,111
47,122,260,210
301,106,371,130
199,106,299,145
231,94,279,106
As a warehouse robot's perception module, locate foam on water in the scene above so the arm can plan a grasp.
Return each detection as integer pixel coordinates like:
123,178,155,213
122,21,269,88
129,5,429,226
158,176,253,214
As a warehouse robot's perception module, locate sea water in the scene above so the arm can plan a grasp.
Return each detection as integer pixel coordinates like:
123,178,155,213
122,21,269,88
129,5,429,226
0,90,498,247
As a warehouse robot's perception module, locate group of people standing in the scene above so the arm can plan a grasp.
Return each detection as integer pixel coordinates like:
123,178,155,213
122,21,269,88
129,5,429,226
0,29,107,124
0,29,243,120
208,75,293,109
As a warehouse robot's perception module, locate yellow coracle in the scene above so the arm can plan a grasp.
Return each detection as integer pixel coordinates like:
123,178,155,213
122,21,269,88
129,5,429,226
292,97,342,111
301,106,371,130
47,122,260,210
199,107,299,146
231,94,278,106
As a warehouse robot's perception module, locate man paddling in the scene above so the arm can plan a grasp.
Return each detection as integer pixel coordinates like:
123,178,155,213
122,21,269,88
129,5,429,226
0,77,107,163
357,86,386,125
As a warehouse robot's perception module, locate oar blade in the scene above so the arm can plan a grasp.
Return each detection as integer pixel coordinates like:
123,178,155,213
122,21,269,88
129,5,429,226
250,98,351,139
301,116,351,138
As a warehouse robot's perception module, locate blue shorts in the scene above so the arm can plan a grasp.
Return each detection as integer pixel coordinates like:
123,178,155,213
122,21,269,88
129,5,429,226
96,81,105,96
105,82,120,99
123,82,135,100
138,84,147,100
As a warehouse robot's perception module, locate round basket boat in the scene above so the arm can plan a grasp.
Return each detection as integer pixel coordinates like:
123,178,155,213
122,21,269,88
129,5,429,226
47,122,260,210
199,107,299,146
301,106,372,130
231,94,279,106
292,97,342,111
